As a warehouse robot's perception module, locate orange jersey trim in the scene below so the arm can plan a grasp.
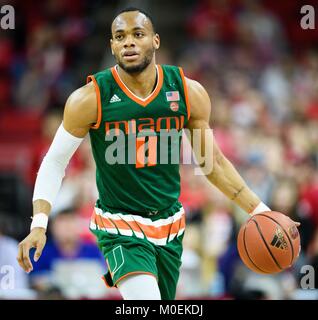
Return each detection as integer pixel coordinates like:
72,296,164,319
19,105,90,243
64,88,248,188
111,65,163,107
178,67,191,120
92,210,117,229
87,75,102,129
93,211,186,240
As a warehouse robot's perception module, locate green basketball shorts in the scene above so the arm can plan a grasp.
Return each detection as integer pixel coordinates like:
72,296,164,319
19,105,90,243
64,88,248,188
90,201,185,300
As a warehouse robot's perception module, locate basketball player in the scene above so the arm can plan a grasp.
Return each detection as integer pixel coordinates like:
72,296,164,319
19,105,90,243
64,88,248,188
17,8,299,300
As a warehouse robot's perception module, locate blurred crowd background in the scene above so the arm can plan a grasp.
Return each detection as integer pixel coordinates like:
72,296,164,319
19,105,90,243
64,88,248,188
0,0,318,300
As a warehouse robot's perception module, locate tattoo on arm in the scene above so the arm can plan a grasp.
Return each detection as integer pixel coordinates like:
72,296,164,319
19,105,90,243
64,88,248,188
231,186,245,201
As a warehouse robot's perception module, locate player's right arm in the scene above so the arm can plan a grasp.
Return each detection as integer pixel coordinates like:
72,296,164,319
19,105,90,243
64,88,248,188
17,82,98,273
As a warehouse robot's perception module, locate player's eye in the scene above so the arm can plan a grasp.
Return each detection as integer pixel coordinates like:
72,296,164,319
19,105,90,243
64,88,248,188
135,32,144,38
115,34,124,41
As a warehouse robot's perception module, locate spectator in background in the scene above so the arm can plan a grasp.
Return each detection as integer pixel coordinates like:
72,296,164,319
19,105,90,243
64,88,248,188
29,110,62,186
186,0,238,43
260,58,294,124
0,214,33,299
298,169,318,230
0,35,14,111
308,229,318,290
237,0,287,64
29,208,108,299
292,226,318,299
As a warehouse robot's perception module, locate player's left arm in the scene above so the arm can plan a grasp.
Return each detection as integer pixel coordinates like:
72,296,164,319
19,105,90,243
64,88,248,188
185,77,298,222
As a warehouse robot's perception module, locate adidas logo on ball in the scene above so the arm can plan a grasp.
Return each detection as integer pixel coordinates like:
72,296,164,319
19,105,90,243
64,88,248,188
270,228,288,250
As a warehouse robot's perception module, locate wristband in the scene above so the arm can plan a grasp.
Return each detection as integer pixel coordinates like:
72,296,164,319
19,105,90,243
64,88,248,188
250,202,271,215
30,213,48,231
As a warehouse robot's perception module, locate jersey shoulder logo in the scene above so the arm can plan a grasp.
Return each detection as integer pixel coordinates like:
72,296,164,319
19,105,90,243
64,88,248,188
110,94,121,103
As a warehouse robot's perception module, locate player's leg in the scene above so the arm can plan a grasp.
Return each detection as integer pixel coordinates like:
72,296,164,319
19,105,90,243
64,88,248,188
156,234,184,300
117,274,161,300
91,227,159,298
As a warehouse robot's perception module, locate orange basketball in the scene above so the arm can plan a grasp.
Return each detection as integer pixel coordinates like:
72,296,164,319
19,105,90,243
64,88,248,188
237,211,301,274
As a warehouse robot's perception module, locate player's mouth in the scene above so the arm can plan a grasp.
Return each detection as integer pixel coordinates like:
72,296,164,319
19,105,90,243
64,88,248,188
123,51,139,62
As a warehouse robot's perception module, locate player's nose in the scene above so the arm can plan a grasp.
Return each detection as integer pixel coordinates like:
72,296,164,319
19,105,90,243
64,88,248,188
123,35,136,48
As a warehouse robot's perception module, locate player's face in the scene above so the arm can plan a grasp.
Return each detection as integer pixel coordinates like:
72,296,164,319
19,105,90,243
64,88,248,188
110,11,160,73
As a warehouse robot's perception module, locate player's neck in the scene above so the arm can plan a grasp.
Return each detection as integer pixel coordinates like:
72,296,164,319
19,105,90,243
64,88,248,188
117,62,158,99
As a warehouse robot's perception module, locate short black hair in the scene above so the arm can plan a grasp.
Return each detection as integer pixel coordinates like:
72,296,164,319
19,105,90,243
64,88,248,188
112,7,156,34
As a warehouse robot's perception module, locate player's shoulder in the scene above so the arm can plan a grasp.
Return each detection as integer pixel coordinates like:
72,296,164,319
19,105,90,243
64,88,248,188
183,75,212,120
185,76,210,101
64,82,97,125
67,82,96,111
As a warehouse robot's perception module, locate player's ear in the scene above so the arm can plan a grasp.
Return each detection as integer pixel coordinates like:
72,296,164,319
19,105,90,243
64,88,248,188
154,33,160,50
110,39,114,55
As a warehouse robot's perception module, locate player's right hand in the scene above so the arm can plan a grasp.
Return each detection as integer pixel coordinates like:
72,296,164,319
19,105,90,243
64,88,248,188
17,228,47,273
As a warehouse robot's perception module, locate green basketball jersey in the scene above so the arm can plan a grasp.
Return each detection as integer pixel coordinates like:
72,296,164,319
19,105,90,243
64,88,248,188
87,64,190,216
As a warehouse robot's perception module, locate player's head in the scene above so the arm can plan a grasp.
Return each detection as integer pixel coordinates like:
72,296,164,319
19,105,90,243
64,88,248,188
110,7,160,74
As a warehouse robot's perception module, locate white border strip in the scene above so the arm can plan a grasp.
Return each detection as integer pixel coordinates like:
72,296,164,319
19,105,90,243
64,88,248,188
95,207,184,228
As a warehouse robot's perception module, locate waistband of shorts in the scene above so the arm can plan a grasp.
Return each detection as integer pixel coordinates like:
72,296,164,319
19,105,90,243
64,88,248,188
95,199,183,219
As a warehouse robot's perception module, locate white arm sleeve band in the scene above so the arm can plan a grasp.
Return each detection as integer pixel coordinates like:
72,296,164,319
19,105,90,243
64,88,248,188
251,202,271,215
32,123,84,206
